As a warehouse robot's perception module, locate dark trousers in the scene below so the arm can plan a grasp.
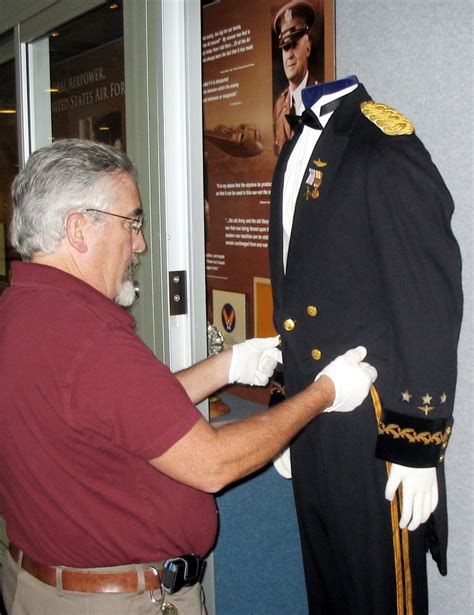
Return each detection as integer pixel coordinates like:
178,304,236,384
291,402,429,615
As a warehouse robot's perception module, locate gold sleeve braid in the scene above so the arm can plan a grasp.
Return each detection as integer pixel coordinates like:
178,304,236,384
377,422,452,446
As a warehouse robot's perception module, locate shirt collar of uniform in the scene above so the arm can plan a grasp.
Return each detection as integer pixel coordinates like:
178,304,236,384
312,84,359,129
9,261,135,329
302,75,360,129
290,72,310,114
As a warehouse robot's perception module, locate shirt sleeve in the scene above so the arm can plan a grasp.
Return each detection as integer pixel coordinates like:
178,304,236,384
366,134,463,467
68,327,203,460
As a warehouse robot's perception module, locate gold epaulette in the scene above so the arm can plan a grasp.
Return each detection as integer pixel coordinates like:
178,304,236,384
360,100,414,136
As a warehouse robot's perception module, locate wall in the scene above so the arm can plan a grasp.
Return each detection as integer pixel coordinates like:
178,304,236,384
336,1,473,613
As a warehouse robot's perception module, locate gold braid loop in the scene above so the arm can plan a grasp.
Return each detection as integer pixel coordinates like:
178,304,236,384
360,101,414,136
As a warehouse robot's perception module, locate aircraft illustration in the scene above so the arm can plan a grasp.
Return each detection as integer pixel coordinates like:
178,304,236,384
204,123,263,157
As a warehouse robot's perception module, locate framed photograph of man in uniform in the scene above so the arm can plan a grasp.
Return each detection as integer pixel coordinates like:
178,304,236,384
272,0,335,155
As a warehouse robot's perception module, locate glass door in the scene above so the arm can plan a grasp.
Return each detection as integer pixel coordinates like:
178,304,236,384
0,33,19,295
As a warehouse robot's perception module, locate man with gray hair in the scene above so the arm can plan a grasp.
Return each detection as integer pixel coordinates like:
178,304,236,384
0,139,376,614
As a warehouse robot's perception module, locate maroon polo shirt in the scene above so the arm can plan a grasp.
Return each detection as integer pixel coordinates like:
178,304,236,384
0,262,217,567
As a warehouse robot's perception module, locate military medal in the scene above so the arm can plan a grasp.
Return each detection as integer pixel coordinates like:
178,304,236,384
304,167,323,200
160,601,178,614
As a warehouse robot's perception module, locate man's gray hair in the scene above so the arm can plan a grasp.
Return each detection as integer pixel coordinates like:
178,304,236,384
10,138,137,260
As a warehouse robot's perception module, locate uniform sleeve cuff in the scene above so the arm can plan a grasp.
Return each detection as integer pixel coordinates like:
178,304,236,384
375,409,453,467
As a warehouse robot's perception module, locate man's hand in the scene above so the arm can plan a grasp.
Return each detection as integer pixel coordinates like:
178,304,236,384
316,346,378,413
229,336,282,386
385,464,438,530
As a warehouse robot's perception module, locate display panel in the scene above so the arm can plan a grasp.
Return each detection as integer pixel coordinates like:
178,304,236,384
202,0,334,399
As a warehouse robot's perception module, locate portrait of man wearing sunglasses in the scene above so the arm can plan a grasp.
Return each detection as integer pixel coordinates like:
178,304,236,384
272,1,319,155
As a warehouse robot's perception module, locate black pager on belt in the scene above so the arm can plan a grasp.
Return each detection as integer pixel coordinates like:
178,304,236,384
160,554,204,594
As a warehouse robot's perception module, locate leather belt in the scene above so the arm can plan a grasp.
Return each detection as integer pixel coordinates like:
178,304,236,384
9,543,162,593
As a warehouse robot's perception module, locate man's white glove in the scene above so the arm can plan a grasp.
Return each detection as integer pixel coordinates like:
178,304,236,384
385,464,438,530
316,346,377,413
229,336,282,386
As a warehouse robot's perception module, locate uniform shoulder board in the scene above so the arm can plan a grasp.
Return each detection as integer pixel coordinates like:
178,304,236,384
360,100,414,136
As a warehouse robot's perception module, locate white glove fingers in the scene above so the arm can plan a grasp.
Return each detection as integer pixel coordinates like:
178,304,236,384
318,346,377,413
252,335,280,350
345,345,367,362
399,488,414,529
258,355,278,375
260,347,282,365
408,488,426,530
431,479,439,513
230,336,281,386
359,362,378,384
385,468,401,502
420,492,433,526
256,349,281,386
389,465,438,530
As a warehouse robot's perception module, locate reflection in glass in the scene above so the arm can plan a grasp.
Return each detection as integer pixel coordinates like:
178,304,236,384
0,56,19,292
32,1,126,149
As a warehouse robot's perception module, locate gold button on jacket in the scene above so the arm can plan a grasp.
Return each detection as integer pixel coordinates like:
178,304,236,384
283,318,296,331
311,348,322,360
307,305,318,317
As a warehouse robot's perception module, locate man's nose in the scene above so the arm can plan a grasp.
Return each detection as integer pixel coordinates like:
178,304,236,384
134,229,147,253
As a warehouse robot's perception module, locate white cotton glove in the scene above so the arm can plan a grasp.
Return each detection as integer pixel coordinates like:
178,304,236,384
315,346,378,413
273,447,292,479
385,464,438,530
229,336,282,386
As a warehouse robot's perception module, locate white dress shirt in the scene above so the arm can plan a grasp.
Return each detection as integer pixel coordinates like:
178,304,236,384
282,83,358,270
289,71,309,115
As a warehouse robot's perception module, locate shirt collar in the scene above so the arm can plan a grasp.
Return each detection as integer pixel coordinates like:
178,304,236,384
312,83,359,128
9,261,135,328
290,72,310,114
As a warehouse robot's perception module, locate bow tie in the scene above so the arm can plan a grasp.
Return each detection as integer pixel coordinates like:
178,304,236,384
285,98,342,132
285,108,323,131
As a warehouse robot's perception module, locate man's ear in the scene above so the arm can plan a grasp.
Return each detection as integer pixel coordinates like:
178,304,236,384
65,212,89,253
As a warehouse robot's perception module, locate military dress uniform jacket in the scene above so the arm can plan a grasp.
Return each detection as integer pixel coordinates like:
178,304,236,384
269,83,462,610
273,74,317,156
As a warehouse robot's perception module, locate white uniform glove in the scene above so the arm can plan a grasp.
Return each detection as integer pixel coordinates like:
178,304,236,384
273,346,377,478
229,336,282,386
273,447,292,479
385,464,438,530
316,346,378,413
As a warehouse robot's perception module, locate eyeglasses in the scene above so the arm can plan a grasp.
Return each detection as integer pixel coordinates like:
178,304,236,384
81,208,144,234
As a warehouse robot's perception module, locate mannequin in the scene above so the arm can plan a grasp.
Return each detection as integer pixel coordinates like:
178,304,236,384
269,76,462,614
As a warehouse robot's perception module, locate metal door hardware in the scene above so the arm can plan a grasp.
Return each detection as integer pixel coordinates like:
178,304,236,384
169,271,187,315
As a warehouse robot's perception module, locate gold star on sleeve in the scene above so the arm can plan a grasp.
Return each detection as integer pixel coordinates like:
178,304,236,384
421,393,433,404
401,390,412,402
440,393,448,404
